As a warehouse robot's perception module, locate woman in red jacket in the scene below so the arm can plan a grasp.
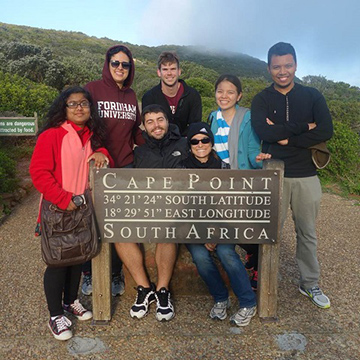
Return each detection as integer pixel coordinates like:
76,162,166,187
30,86,111,341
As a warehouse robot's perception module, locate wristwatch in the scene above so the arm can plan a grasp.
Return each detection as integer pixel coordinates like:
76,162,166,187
72,195,85,207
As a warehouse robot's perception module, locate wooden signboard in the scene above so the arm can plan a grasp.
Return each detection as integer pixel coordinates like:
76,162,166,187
90,160,284,323
94,168,280,244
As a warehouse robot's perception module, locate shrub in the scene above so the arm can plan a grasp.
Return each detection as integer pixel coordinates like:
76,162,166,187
321,121,360,194
0,151,18,193
186,77,214,98
0,71,58,118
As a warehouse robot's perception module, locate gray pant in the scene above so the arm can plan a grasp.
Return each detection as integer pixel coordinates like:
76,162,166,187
281,176,322,288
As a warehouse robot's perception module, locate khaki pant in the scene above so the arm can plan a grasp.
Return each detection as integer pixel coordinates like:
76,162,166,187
281,176,322,288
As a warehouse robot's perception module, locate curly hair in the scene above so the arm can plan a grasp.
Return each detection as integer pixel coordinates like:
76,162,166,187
38,86,107,150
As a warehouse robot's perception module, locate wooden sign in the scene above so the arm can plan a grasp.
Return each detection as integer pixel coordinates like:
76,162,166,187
93,168,281,244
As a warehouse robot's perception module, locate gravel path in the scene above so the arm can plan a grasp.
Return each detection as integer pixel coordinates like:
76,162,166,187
0,189,359,359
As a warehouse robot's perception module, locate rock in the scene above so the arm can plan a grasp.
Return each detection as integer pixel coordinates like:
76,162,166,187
20,178,33,191
14,188,27,201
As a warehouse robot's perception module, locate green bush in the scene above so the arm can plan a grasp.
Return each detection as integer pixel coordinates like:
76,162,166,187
0,70,58,118
186,77,214,98
321,121,360,194
201,96,217,122
0,151,18,193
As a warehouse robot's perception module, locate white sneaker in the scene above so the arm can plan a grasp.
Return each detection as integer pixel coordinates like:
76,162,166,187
230,305,257,327
299,286,330,309
210,298,231,320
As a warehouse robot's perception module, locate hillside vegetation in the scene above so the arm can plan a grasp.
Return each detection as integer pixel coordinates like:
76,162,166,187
0,22,359,208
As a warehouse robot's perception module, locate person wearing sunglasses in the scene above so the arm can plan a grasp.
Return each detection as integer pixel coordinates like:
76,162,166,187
208,74,271,291
83,45,145,298
179,122,257,327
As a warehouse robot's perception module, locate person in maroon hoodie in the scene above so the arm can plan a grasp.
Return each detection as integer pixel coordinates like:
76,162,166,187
82,45,145,297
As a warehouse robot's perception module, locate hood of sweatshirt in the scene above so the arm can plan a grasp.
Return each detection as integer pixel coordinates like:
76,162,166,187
102,45,135,91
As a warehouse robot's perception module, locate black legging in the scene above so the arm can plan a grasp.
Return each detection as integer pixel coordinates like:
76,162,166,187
44,264,82,317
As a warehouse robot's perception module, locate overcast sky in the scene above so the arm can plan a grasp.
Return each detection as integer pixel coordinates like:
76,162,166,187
1,0,359,86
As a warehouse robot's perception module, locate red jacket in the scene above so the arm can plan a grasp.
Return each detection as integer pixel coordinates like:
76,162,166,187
85,45,144,167
30,121,111,210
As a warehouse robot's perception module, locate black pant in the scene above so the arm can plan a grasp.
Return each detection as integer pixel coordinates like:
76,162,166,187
82,243,122,274
44,264,82,317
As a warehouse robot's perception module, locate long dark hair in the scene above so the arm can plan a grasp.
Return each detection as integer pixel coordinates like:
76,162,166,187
38,86,107,150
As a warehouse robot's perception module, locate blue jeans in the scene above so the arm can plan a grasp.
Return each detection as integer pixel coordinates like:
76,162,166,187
186,244,256,308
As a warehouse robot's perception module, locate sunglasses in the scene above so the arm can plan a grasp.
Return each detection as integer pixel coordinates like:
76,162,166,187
190,137,211,145
110,60,131,69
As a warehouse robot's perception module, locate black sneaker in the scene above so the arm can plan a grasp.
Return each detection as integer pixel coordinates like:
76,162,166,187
130,283,156,319
155,287,175,321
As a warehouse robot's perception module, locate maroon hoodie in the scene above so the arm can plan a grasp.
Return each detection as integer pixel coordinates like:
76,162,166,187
85,45,144,167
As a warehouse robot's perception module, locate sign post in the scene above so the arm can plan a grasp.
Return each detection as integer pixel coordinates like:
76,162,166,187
90,160,284,323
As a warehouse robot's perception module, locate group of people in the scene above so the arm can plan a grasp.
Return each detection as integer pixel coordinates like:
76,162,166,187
30,41,333,341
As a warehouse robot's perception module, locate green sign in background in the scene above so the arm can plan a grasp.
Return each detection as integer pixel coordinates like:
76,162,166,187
0,115,38,136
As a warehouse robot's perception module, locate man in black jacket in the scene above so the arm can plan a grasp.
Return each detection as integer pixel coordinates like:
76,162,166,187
251,42,333,310
114,104,187,322
141,51,202,136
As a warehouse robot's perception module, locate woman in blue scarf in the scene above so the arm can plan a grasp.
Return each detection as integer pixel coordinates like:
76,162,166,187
208,74,271,290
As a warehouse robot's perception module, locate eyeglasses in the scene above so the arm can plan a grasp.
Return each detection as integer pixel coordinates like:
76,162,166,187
190,137,211,145
66,101,90,109
110,60,131,69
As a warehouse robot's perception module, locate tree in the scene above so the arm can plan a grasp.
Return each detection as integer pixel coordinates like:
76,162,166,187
45,60,66,90
62,50,102,86
186,77,213,98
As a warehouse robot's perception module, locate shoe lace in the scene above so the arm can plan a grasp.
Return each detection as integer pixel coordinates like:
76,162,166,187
214,300,228,309
83,274,92,286
55,316,71,331
252,270,258,281
309,286,322,296
156,289,170,307
237,307,253,318
112,273,124,286
71,299,86,313
134,286,148,304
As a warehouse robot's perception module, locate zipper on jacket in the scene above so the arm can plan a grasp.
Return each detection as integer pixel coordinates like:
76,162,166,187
286,95,289,122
